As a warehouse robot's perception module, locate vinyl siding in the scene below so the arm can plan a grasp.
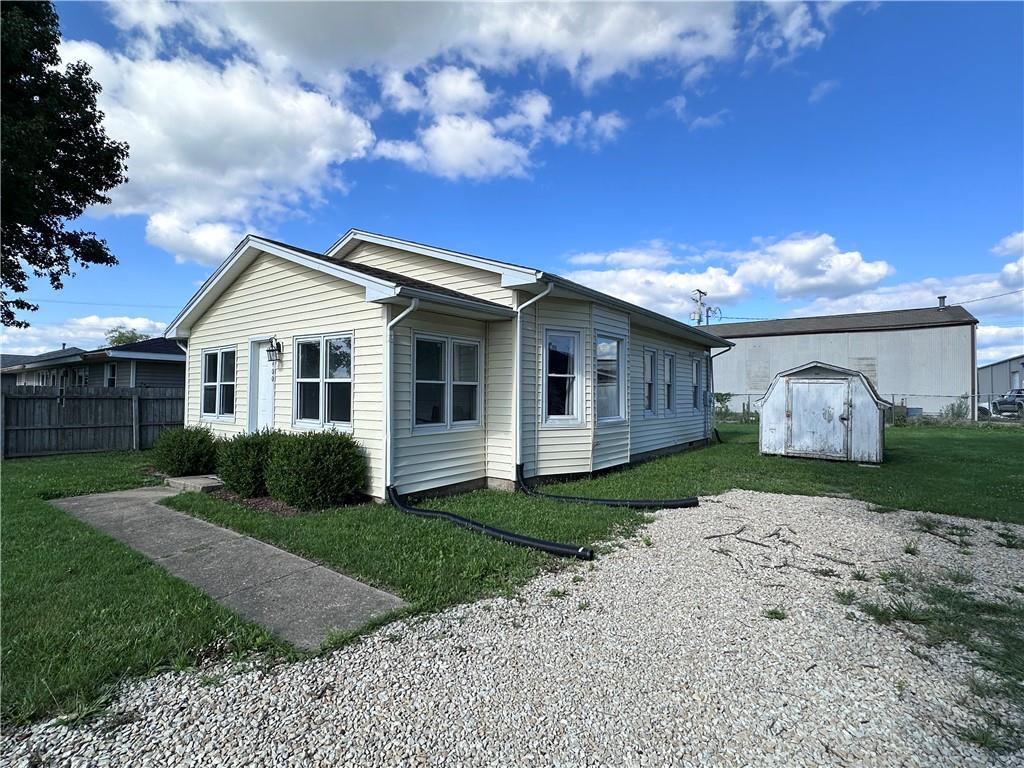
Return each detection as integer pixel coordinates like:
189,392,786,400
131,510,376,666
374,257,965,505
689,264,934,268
390,310,490,494
344,242,515,307
485,319,515,481
592,305,630,470
135,361,185,387
529,297,593,476
186,250,387,497
629,326,709,457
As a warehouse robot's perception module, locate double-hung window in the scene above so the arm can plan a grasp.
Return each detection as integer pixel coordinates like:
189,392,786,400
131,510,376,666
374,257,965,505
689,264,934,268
295,334,353,427
544,330,579,423
105,362,117,388
664,353,675,414
414,335,480,429
643,349,656,415
73,367,88,387
202,348,235,417
595,335,623,420
692,357,703,412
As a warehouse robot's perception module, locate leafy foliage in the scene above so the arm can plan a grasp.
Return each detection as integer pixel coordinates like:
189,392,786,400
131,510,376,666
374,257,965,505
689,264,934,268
152,426,217,477
265,431,368,511
105,326,151,346
1,1,128,327
217,430,275,498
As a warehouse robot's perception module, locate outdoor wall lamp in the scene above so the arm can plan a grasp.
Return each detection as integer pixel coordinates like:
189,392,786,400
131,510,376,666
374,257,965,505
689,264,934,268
266,338,282,363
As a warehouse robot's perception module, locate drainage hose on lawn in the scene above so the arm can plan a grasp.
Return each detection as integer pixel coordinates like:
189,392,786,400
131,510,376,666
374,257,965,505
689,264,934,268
516,464,699,510
386,486,594,561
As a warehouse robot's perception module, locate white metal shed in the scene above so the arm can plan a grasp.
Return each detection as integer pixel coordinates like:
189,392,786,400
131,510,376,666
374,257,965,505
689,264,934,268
757,361,892,463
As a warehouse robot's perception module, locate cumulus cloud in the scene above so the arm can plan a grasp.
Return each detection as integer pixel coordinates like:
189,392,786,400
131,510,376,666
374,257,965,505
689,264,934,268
977,324,1024,366
568,240,681,269
808,79,840,103
60,40,374,266
0,315,167,355
992,230,1024,258
424,66,493,114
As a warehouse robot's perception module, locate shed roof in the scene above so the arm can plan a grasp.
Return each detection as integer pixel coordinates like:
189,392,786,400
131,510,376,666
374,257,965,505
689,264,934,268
761,360,892,407
708,305,977,339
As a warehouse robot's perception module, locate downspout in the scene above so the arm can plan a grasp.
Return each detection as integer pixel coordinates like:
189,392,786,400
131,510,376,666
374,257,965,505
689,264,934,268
384,298,420,491
176,339,188,422
512,282,554,472
709,347,731,441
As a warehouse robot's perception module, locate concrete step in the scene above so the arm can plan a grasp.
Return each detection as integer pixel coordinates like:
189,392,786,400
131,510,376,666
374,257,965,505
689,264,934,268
165,475,224,493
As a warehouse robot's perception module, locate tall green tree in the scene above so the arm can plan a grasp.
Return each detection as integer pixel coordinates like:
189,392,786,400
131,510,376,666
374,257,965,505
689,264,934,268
105,325,150,347
1,1,128,327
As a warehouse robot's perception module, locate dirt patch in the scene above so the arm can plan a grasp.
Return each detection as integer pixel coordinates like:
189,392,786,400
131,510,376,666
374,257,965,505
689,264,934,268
210,489,301,517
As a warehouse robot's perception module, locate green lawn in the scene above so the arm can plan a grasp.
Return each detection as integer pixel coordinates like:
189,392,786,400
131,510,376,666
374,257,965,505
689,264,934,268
3,423,1020,724
162,491,644,614
0,452,279,724
547,423,1024,524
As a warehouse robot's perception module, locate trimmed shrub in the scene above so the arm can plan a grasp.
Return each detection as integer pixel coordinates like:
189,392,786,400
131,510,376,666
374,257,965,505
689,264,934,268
265,431,367,511
152,426,217,477
217,430,276,498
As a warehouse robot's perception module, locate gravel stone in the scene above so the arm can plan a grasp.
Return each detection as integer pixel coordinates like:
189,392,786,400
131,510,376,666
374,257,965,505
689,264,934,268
3,490,1022,767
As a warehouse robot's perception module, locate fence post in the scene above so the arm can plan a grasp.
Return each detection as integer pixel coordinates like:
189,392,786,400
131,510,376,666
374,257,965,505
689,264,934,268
0,390,5,460
132,392,140,451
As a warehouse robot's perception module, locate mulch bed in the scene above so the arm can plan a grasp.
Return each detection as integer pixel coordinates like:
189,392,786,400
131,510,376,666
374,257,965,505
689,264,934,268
211,489,302,517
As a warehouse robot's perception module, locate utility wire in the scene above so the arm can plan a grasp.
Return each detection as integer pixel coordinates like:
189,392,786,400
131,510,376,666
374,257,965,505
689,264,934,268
20,298,180,310
951,288,1023,306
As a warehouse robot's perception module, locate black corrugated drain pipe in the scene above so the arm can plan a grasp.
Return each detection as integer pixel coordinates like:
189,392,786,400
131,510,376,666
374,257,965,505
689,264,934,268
516,464,699,510
387,486,594,561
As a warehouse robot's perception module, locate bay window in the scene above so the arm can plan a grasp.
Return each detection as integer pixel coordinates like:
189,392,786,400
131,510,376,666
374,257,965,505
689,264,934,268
202,348,235,417
595,335,623,420
415,337,446,426
451,341,479,423
544,330,579,422
294,334,353,427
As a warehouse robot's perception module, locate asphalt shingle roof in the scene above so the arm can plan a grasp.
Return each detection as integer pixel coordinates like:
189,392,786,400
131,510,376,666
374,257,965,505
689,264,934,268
708,306,977,339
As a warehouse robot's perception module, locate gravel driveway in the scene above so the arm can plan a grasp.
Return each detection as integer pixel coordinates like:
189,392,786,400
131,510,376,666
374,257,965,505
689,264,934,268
5,490,1023,767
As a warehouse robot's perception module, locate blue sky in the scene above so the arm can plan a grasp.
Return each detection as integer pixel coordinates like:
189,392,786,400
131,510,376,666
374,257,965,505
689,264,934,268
4,1,1022,363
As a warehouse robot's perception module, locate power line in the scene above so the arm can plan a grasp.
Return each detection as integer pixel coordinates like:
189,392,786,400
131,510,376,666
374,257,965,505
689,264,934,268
951,288,1024,306
21,298,180,310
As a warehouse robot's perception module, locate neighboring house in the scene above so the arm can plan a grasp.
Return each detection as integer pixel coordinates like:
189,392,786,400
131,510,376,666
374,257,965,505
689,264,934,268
1,338,185,388
164,230,732,500
0,353,37,387
710,299,978,416
977,353,1024,406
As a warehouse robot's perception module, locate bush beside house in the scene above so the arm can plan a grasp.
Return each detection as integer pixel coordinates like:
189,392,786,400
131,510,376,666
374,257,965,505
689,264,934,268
266,431,368,511
217,430,275,498
152,426,217,476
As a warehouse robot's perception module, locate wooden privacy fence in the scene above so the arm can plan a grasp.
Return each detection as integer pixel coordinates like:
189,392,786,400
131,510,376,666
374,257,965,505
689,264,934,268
1,385,185,458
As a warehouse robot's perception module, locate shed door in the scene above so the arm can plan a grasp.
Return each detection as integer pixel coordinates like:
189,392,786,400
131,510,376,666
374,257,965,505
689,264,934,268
785,379,848,459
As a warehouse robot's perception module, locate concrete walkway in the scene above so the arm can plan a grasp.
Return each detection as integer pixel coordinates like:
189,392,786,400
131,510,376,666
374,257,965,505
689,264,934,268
53,487,407,650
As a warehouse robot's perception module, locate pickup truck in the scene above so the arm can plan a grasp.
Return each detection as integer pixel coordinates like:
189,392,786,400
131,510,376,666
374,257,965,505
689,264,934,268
990,389,1024,417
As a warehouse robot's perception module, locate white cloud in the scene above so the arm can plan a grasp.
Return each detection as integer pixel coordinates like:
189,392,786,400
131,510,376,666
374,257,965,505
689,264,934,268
977,325,1024,366
381,70,425,112
992,231,1024,258
747,3,829,64
494,91,553,133
689,109,731,131
378,115,530,180
808,79,840,103
562,233,890,320
0,315,167,355
60,41,374,266
666,95,688,119
424,66,493,114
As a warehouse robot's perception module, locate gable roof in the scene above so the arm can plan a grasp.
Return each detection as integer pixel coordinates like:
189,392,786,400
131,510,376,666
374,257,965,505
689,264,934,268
0,353,38,369
708,306,977,339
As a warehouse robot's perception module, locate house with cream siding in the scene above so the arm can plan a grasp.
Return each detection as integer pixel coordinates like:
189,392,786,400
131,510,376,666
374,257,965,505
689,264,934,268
165,230,731,500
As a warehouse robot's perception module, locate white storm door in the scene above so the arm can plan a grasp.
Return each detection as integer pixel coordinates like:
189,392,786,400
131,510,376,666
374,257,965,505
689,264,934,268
252,341,275,431
785,379,848,459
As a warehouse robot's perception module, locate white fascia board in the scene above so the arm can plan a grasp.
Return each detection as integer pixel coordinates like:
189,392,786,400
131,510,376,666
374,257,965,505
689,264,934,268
327,229,541,288
163,235,399,338
101,352,186,362
390,287,516,318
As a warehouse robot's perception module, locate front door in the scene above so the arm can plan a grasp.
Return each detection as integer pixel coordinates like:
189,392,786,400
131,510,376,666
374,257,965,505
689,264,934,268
785,379,848,459
252,341,275,431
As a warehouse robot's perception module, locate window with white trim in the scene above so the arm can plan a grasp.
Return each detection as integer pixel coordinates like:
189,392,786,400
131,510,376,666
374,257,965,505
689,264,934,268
595,335,623,420
105,362,117,388
692,357,703,412
664,353,675,414
294,334,353,427
202,348,235,417
73,366,88,387
413,335,481,429
544,330,579,422
643,349,656,414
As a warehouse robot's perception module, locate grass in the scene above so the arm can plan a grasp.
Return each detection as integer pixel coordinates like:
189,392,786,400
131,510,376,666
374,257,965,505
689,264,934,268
163,489,644,616
903,541,920,556
762,605,788,620
0,452,281,724
834,588,857,606
544,424,1024,524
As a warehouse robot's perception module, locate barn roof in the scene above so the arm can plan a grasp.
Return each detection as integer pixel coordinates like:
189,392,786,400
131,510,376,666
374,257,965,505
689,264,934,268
708,305,977,339
761,360,893,407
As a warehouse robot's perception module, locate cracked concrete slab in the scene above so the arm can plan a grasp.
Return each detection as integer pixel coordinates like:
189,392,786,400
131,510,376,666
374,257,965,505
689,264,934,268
52,487,407,650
